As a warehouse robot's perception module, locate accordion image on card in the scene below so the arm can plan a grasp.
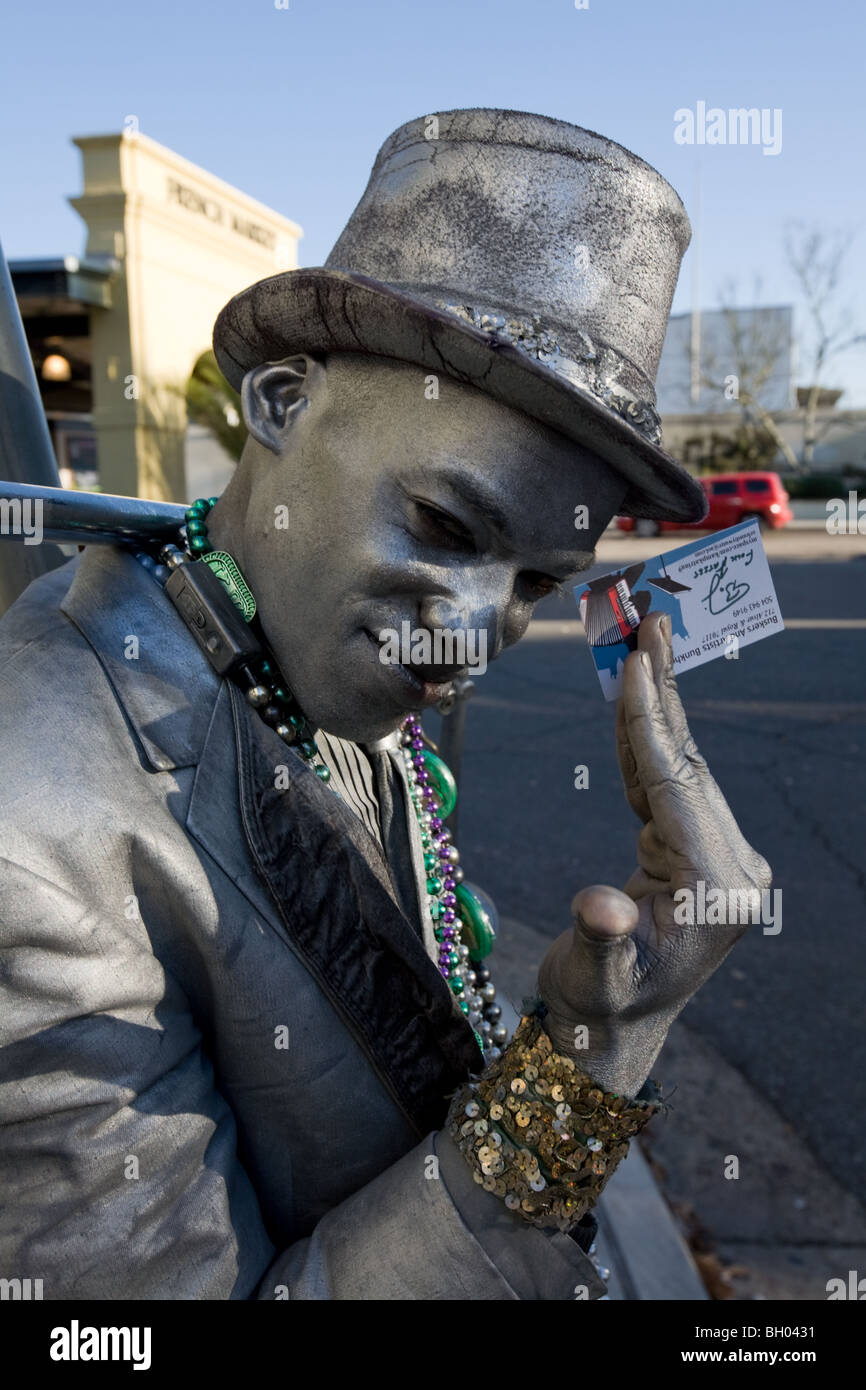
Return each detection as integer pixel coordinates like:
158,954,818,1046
578,563,691,647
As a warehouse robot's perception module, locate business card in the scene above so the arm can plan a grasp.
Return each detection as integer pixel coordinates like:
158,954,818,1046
575,519,784,701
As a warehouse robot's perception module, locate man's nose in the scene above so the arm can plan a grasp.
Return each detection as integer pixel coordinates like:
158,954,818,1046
417,591,507,663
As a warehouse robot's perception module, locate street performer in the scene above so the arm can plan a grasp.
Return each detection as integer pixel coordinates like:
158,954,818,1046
0,109,771,1299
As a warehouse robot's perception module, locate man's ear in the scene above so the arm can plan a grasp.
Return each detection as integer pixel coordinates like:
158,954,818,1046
241,354,326,453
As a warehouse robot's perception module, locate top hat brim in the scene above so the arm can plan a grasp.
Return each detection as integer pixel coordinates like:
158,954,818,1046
213,267,708,524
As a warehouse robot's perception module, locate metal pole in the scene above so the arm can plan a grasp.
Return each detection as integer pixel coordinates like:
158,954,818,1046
0,236,66,612
689,159,702,408
0,480,187,547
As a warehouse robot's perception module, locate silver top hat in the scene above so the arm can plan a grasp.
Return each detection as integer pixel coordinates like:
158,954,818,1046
214,109,706,522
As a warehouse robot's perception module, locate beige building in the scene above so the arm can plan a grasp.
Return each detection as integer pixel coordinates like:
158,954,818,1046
15,131,302,501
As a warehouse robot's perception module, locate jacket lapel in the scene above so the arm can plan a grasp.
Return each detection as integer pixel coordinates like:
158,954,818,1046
228,682,484,1138
185,680,283,926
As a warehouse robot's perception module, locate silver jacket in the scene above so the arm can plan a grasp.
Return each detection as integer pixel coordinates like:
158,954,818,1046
0,546,606,1300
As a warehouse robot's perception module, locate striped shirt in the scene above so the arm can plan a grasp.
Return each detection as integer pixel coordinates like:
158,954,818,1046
314,728,383,848
313,727,439,967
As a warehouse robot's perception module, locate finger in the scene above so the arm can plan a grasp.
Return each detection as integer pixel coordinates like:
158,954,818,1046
637,613,770,883
622,866,670,901
615,697,651,823
638,612,702,761
617,617,692,828
635,820,669,882
621,648,733,883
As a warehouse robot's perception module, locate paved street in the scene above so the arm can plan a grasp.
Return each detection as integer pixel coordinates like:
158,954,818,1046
428,525,866,1273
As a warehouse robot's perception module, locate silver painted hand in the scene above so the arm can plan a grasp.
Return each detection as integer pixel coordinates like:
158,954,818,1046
537,612,772,1098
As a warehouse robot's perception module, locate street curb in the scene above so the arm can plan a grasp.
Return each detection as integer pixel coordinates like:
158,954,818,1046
595,1145,708,1300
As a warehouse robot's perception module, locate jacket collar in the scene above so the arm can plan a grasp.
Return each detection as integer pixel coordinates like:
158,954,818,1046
60,545,222,772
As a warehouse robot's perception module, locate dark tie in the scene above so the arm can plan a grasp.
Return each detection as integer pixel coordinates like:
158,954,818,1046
367,747,426,943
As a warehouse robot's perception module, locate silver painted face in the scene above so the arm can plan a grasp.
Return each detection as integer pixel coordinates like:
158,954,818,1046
207,352,628,744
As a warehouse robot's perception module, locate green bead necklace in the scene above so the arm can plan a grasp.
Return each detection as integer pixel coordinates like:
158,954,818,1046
183,495,333,783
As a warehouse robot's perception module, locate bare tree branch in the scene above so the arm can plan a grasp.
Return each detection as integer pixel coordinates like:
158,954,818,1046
785,224,866,466
682,278,800,471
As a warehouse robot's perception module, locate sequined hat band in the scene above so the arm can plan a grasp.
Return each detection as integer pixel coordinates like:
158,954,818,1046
436,301,663,448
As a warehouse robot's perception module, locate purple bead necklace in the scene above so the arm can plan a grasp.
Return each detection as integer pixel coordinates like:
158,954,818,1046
400,712,503,1063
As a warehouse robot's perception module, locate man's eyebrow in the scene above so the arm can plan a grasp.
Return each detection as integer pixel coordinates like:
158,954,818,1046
436,468,513,541
436,468,595,578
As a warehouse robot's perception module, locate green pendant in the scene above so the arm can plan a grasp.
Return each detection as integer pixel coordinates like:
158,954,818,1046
455,883,496,961
199,551,257,622
420,749,458,819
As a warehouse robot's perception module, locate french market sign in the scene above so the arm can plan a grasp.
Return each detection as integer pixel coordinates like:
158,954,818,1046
166,178,277,251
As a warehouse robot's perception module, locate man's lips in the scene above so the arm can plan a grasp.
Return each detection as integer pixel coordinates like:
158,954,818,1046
401,661,467,682
362,630,458,704
364,630,467,682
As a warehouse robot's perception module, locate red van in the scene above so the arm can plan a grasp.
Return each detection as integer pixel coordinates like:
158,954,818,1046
617,471,794,536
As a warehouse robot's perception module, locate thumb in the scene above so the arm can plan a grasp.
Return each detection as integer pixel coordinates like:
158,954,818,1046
572,884,640,941
564,885,640,1015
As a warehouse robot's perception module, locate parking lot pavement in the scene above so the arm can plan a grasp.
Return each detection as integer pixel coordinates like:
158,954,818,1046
595,520,866,566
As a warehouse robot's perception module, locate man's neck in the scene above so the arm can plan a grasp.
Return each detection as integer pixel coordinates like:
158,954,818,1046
362,728,403,754
205,470,252,573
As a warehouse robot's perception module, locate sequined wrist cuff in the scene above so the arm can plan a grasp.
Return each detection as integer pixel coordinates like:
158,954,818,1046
446,1011,662,1233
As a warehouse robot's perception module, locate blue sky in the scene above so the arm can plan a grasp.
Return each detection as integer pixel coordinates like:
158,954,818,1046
2,0,864,401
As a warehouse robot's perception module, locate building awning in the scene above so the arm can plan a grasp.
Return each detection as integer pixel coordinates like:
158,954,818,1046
9,255,119,312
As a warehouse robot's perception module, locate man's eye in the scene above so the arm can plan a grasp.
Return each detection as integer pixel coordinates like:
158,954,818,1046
522,573,562,600
413,502,475,552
